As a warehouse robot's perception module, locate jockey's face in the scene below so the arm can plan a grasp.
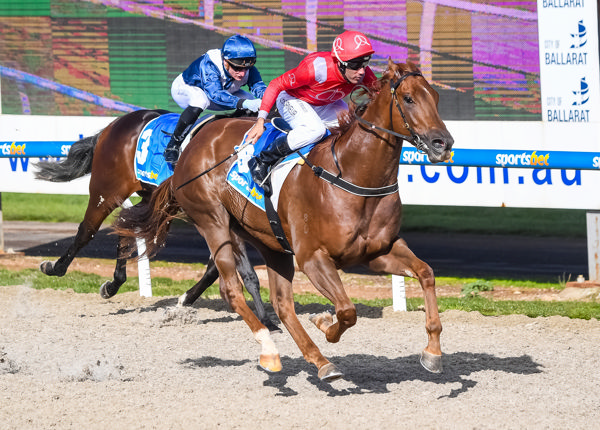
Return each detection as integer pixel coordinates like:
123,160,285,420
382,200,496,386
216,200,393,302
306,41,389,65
225,61,249,81
343,65,366,85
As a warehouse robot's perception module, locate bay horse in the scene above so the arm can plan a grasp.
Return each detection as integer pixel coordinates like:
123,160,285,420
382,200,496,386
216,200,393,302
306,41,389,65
34,109,279,331
114,60,454,381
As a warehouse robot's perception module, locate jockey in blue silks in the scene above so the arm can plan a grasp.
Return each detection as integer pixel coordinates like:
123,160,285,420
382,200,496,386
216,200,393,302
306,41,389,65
164,34,267,165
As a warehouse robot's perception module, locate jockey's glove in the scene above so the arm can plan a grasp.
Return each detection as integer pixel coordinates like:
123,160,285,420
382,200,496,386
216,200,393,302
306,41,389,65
242,99,262,112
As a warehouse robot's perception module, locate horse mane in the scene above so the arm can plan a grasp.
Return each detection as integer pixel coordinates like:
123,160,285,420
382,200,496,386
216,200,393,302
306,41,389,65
331,61,420,137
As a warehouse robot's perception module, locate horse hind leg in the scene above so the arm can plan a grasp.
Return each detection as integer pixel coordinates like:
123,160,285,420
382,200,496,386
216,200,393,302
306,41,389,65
232,239,281,333
40,221,98,277
261,248,342,381
367,238,443,373
205,229,282,373
178,236,281,332
100,235,135,299
177,256,219,307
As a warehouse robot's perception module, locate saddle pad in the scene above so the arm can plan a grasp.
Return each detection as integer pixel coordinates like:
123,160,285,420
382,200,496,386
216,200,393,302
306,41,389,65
134,112,213,186
135,114,178,186
226,123,316,211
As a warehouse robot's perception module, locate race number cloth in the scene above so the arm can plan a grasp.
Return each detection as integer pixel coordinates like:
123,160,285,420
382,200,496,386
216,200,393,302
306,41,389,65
134,113,205,186
134,113,177,186
226,124,320,211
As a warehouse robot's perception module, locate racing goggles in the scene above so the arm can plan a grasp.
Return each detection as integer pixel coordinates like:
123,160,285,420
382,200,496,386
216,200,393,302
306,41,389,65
345,55,371,70
226,58,255,72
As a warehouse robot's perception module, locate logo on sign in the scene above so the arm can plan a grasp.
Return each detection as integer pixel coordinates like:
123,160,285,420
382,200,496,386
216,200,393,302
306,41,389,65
1,142,26,156
570,20,587,48
572,77,589,105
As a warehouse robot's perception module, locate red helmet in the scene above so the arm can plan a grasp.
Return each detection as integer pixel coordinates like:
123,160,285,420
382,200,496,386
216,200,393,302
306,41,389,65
331,31,375,64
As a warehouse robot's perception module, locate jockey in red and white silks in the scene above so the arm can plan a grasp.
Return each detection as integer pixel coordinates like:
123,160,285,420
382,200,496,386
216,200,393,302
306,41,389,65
252,32,377,151
246,31,378,188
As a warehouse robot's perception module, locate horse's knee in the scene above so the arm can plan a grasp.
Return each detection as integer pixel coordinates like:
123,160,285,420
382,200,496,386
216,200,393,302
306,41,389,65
417,263,435,288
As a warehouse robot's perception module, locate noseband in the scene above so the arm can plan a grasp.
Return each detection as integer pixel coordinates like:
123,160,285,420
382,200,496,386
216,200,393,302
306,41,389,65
354,71,426,152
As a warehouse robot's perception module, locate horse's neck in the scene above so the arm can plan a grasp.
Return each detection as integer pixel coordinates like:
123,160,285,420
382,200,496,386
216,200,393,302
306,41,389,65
335,95,402,188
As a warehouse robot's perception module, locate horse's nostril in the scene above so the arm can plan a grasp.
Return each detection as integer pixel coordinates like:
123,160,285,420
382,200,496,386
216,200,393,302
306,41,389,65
432,139,446,150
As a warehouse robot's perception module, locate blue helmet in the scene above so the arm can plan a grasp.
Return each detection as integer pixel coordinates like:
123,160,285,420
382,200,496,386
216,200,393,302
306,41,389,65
222,35,257,68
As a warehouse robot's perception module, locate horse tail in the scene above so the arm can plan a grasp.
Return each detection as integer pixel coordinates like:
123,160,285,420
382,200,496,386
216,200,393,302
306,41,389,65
34,132,100,182
112,177,181,258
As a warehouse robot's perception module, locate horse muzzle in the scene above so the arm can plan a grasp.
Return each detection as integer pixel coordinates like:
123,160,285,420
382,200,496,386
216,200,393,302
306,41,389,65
420,130,454,163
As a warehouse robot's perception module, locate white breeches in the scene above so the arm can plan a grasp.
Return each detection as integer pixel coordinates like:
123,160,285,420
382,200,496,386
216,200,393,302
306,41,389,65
276,91,348,151
171,74,254,111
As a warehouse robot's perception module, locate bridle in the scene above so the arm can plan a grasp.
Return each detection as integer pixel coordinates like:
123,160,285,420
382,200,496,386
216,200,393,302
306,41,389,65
296,71,429,197
353,71,427,153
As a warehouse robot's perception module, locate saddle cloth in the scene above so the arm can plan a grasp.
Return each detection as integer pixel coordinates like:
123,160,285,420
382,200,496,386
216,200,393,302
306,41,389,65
226,124,317,211
135,113,207,186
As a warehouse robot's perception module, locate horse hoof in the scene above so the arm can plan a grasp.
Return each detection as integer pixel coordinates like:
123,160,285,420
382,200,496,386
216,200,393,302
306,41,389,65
309,312,333,331
420,350,443,373
259,353,282,373
99,281,117,299
318,363,344,381
39,260,55,276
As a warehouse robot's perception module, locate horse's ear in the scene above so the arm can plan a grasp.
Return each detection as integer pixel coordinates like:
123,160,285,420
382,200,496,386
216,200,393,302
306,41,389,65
386,57,400,79
406,60,422,73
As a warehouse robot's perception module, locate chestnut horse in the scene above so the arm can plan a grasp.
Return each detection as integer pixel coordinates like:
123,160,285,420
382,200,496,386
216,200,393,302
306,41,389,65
114,61,454,381
34,109,279,331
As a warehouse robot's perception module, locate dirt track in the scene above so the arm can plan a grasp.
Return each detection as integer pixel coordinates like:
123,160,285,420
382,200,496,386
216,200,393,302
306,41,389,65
1,285,599,429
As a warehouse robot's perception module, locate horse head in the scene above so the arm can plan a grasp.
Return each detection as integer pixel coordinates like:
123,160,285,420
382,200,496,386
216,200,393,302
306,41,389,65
381,59,454,163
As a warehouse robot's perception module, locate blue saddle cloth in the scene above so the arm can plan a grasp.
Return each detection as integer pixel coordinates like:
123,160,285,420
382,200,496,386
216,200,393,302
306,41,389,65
134,113,178,186
226,124,321,211
135,112,215,186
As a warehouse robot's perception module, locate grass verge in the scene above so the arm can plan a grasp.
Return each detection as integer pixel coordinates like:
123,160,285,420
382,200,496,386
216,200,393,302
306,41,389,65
2,268,598,320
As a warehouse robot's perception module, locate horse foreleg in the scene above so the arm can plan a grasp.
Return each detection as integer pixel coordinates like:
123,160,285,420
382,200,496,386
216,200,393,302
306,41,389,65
100,235,134,299
262,249,342,381
301,251,357,344
368,238,443,373
178,257,219,307
40,221,98,277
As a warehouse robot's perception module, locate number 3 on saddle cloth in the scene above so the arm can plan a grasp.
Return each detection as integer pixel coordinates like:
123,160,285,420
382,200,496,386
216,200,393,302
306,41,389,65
227,123,327,212
135,113,182,186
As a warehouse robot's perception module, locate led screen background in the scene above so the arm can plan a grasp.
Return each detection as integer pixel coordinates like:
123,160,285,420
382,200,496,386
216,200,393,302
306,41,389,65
0,0,542,120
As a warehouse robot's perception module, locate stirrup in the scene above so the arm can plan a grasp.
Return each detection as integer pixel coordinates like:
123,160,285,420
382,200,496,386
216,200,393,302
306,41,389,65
164,147,180,165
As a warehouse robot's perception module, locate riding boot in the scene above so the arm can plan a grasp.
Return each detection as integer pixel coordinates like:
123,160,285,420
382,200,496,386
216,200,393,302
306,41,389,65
164,106,203,165
248,134,295,187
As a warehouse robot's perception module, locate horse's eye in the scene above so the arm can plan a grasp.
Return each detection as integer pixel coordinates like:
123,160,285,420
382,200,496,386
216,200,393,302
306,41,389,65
403,95,414,104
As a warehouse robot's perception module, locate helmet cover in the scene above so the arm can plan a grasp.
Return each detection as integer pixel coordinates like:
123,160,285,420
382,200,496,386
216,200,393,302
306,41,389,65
222,35,257,67
331,31,375,64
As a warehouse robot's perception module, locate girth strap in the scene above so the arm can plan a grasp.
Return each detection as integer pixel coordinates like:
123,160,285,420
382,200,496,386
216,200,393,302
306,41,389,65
263,189,294,254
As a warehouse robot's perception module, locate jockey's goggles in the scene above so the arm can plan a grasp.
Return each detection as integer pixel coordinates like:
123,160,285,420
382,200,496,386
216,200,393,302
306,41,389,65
226,58,255,72
345,55,371,70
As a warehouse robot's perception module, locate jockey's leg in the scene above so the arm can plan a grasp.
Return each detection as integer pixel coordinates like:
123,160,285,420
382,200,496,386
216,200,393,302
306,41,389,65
164,105,203,165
